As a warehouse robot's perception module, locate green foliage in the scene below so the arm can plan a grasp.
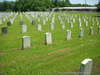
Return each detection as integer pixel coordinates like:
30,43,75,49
96,2,100,11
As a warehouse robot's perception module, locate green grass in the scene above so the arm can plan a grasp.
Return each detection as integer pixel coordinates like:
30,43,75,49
0,12,100,75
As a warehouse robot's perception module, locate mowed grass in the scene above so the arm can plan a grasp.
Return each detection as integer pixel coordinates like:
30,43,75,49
0,12,100,75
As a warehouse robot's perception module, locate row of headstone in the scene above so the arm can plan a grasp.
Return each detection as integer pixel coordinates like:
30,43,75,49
21,25,100,49
29,12,100,30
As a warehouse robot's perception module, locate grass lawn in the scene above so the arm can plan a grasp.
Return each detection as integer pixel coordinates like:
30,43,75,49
0,12,100,75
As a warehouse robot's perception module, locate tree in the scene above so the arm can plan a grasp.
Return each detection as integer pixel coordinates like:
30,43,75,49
96,1,100,12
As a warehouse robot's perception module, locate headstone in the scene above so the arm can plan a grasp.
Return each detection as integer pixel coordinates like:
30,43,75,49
66,30,71,40
61,22,65,29
37,24,42,31
1,27,8,35
70,23,73,28
85,21,88,27
80,28,84,37
45,32,52,45
89,27,93,35
22,24,27,33
51,23,55,30
79,58,93,75
22,36,30,49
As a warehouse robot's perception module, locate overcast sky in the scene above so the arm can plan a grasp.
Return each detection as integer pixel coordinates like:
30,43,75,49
0,0,99,5
69,0,99,5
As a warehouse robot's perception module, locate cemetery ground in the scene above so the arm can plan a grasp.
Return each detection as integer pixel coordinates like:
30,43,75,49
0,12,100,75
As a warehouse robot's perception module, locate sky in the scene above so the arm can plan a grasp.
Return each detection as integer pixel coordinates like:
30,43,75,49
69,0,99,5
0,0,99,5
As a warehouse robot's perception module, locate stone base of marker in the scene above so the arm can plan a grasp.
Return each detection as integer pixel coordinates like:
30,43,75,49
1,27,8,35
45,32,52,45
79,58,93,75
66,30,71,40
22,36,31,49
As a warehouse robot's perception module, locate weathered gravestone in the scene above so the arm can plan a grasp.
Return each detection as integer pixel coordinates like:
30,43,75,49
80,28,84,37
79,58,93,75
45,32,52,45
1,27,8,35
22,24,27,33
66,30,71,40
22,36,31,49
89,27,93,35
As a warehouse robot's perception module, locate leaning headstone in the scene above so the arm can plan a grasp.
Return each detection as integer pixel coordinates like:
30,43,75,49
80,28,84,37
45,32,52,45
22,36,30,49
98,26,100,34
22,24,27,33
66,30,71,40
89,27,93,35
1,27,8,35
79,58,93,75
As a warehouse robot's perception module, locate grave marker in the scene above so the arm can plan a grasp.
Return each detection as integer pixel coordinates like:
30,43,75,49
22,36,31,49
22,24,27,33
89,27,93,35
66,30,71,40
79,58,93,75
45,32,52,45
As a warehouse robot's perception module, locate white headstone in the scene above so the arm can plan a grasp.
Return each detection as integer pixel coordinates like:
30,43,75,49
22,36,30,49
66,30,71,40
51,23,55,30
37,24,42,31
22,24,27,33
80,58,93,75
45,32,52,45
61,22,65,29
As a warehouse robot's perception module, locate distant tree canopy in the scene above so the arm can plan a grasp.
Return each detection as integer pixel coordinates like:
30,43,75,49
96,1,100,11
0,0,95,11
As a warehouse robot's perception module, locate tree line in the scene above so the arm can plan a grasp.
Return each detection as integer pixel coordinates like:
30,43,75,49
0,0,99,12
